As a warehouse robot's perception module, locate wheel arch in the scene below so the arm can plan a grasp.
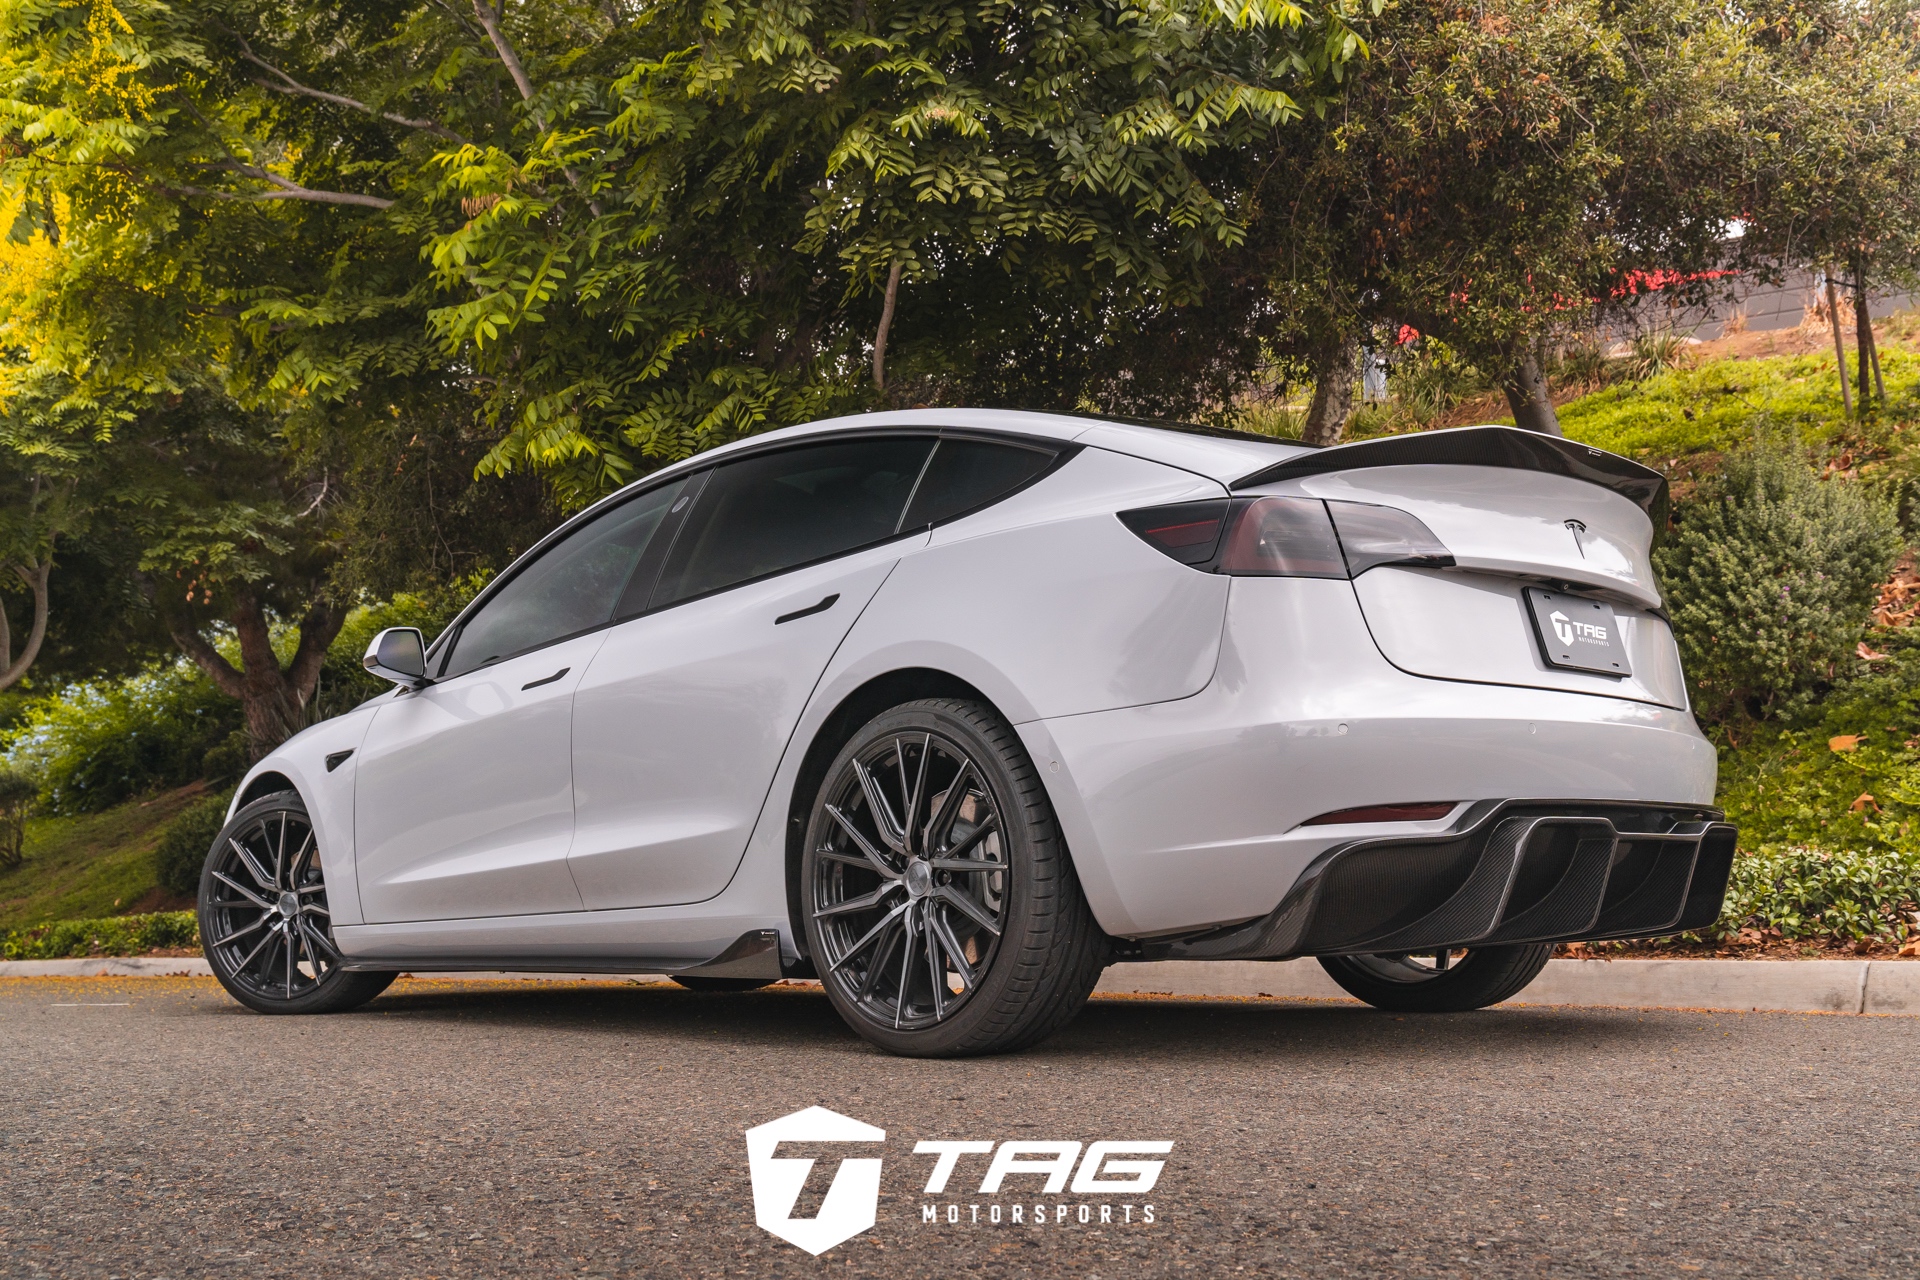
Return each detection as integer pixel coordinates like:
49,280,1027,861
782,667,993,964
233,770,301,816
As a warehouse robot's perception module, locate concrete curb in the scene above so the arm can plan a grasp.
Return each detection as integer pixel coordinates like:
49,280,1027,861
1095,957,1920,1014
6,955,1918,1015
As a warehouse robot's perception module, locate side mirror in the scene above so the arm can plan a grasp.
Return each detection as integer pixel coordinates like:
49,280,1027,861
363,627,430,688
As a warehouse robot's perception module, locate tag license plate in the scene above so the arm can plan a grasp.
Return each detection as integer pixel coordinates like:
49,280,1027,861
1525,588,1632,677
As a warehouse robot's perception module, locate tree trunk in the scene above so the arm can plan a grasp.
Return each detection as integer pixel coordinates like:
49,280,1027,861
0,558,52,692
872,260,903,394
1501,344,1562,436
1825,273,1854,417
171,593,348,762
1852,258,1883,406
1301,337,1357,447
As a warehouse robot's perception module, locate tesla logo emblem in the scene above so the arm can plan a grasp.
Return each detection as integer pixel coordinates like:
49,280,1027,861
746,1106,886,1255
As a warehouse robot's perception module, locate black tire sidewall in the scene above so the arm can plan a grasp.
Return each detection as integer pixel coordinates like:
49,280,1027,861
1318,944,1553,1013
802,699,1102,1056
198,791,392,1015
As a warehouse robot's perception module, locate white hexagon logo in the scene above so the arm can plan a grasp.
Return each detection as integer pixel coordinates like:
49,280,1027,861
745,1106,887,1255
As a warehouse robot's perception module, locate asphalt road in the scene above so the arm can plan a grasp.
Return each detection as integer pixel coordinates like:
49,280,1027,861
3,976,1916,1279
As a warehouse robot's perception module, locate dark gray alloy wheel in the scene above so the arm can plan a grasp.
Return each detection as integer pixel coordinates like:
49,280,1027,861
198,792,394,1015
801,698,1108,1057
1318,943,1553,1013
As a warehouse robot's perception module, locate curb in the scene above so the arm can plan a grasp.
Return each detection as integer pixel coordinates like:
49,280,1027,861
6,955,1918,1015
1095,957,1920,1015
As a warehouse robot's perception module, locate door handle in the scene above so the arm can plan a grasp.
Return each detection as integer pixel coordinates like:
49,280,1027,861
775,593,840,625
521,667,570,690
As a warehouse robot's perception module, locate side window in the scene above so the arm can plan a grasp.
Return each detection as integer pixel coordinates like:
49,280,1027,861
441,478,688,679
650,438,934,608
900,438,1056,530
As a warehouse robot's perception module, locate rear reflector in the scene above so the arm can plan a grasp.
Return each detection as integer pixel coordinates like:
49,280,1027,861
1302,802,1458,826
1119,496,1452,579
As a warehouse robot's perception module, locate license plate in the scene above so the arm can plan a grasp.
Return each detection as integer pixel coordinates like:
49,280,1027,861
1525,588,1632,677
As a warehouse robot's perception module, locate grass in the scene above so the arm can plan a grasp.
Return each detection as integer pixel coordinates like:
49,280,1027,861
1558,347,1920,464
0,783,203,932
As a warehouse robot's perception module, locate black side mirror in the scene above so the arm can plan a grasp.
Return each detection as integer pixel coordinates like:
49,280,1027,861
363,627,430,688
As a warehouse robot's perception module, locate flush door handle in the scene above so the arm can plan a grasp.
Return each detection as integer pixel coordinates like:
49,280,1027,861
775,594,840,625
522,667,570,690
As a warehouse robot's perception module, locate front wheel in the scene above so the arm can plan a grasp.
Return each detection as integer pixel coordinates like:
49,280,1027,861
198,792,395,1015
1318,944,1551,1013
801,698,1108,1057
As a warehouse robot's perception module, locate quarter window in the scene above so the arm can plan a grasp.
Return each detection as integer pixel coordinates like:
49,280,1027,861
441,478,689,679
901,438,1056,530
649,438,934,608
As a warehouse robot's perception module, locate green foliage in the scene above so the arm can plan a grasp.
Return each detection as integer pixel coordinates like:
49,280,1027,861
1714,627,1920,854
313,578,483,718
0,783,205,929
1,910,197,960
1559,348,1920,462
3,658,242,814
0,761,31,867
1714,846,1920,945
152,791,232,898
1654,438,1900,718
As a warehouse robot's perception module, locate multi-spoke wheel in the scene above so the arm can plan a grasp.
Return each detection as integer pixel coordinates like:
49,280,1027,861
198,792,394,1015
802,698,1108,1057
1318,943,1552,1013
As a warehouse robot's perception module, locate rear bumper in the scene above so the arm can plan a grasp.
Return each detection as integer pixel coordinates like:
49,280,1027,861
1021,576,1719,937
1139,800,1736,960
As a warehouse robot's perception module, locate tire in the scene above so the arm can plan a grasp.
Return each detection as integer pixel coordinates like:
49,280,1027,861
800,698,1108,1057
198,792,395,1015
672,977,776,992
1318,944,1552,1013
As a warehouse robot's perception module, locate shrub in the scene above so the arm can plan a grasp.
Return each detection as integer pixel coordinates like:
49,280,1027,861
1711,845,1920,946
3,659,244,814
1655,437,1902,720
153,791,235,897
1,910,199,959
0,765,35,868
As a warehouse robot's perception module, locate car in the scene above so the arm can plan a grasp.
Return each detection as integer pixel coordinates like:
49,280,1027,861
197,410,1735,1056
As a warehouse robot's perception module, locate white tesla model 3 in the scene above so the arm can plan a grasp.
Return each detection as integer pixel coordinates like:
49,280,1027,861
198,411,1734,1055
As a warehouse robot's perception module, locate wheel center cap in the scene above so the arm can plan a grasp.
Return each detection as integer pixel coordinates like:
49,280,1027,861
904,860,933,899
278,891,299,918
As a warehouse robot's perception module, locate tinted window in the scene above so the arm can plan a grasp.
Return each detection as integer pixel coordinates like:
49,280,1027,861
442,478,688,678
651,438,933,607
901,438,1055,530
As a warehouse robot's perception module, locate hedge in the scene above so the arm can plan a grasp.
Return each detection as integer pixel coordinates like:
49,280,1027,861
2,911,199,960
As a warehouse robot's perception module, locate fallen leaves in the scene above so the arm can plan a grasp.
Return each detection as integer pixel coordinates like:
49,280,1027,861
1829,734,1862,752
1901,939,1920,958
1858,641,1890,661
1850,793,1880,813
1874,550,1920,628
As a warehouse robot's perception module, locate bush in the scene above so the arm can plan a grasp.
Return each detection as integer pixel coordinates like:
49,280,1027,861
1655,437,1901,720
2,659,244,814
153,791,234,896
1,910,199,959
1711,846,1920,946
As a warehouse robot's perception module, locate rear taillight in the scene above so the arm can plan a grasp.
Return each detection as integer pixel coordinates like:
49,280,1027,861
1120,496,1453,578
1325,501,1454,574
1116,500,1229,565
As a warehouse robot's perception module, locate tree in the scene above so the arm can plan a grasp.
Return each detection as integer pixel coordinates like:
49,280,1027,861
1730,0,1920,415
1243,0,1757,440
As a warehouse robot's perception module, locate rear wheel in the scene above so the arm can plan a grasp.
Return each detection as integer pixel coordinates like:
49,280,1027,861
1318,944,1551,1013
198,793,395,1015
801,698,1107,1057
